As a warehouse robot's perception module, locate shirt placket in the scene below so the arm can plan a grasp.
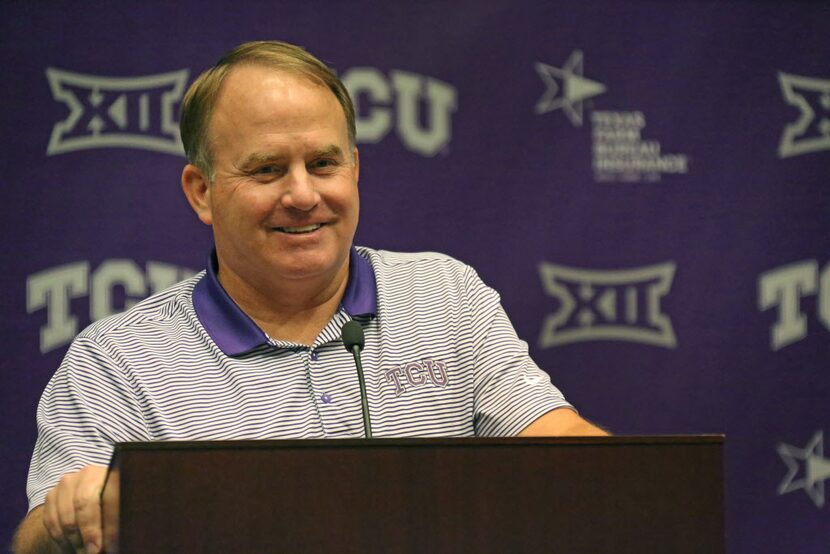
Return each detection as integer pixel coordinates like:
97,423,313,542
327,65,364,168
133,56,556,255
308,313,365,438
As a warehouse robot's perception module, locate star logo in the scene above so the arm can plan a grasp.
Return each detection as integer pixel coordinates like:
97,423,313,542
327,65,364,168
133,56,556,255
534,50,607,126
777,430,830,508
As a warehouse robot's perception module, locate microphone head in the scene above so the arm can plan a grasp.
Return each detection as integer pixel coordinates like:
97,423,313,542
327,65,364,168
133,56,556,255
341,320,365,352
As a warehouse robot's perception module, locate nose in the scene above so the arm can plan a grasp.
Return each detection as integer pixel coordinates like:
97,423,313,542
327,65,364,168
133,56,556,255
280,166,321,212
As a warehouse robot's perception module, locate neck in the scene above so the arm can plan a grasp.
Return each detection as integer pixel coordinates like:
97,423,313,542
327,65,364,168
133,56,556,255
217,258,350,346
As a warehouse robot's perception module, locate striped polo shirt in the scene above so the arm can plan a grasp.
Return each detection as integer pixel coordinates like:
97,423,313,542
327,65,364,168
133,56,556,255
27,247,571,510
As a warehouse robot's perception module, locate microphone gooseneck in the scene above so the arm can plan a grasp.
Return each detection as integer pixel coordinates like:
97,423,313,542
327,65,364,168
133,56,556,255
341,320,372,438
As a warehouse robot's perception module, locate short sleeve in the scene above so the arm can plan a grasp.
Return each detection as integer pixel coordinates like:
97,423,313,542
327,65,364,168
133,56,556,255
465,267,573,436
26,336,150,511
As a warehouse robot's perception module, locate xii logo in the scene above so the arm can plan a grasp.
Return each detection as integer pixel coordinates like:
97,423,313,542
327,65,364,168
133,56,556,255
538,262,677,348
778,72,830,158
46,68,189,156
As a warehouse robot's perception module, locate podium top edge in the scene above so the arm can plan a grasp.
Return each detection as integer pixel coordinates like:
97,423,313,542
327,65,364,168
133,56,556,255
112,435,724,453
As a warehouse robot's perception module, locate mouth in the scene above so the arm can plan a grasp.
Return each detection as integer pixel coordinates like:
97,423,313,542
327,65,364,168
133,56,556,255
273,223,324,234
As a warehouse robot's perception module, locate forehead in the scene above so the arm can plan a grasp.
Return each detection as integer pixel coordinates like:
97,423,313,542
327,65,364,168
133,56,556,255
212,64,345,130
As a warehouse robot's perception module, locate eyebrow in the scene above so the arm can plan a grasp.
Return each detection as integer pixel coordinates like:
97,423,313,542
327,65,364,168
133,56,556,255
314,145,346,159
239,145,346,168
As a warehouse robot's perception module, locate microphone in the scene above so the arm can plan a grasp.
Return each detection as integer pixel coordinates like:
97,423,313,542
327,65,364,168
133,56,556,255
341,320,372,438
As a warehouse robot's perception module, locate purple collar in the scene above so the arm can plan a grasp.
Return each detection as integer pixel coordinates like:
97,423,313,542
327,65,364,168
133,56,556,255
192,247,377,356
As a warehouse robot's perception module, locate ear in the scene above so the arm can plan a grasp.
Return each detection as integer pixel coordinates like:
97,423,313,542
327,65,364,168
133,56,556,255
352,147,360,185
181,164,213,225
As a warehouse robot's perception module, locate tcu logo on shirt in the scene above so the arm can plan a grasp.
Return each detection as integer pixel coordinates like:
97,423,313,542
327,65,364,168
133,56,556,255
384,359,449,397
46,67,189,156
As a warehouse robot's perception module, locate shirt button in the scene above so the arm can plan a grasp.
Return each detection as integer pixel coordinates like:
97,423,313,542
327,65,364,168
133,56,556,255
311,351,320,361
321,393,333,404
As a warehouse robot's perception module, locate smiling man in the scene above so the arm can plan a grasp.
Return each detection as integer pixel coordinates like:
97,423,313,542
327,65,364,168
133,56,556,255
14,41,606,554
181,63,361,346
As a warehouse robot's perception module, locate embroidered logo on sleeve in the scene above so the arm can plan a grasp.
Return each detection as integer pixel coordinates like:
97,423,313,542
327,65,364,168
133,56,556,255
383,359,449,397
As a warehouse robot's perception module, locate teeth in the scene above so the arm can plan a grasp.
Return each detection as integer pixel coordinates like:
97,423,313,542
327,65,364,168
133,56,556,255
278,224,322,234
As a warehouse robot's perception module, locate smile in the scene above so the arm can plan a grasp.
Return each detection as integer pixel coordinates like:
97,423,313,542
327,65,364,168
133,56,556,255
275,223,323,234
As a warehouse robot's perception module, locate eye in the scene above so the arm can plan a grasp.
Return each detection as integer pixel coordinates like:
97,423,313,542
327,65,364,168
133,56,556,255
248,165,285,181
253,165,278,174
309,158,338,172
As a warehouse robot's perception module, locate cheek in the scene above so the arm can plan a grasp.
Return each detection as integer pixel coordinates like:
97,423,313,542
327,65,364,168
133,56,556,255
329,180,360,213
219,188,280,225
351,191,360,222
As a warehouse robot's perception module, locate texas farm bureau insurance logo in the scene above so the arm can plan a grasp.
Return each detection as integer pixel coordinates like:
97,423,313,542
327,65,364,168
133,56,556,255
777,430,830,509
777,72,830,158
534,50,689,183
537,261,677,348
46,66,457,158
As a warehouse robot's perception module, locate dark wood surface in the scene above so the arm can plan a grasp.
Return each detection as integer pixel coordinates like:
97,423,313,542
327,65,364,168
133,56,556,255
102,436,724,553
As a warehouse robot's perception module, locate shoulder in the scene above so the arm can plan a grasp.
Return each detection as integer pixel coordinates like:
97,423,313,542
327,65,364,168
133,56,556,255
75,272,204,346
354,247,496,309
356,247,474,281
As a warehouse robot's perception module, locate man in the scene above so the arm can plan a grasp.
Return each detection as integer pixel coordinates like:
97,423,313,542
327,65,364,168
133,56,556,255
14,41,605,554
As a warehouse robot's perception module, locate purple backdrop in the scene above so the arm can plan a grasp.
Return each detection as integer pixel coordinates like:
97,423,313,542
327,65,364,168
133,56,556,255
2,1,828,552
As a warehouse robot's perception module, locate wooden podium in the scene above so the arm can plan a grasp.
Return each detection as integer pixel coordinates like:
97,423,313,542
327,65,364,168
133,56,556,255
101,436,724,553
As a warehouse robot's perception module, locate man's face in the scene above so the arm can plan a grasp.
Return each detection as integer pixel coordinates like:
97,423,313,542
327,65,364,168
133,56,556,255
190,65,359,290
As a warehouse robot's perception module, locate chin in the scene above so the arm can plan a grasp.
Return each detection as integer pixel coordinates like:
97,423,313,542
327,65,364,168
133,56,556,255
273,254,343,280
